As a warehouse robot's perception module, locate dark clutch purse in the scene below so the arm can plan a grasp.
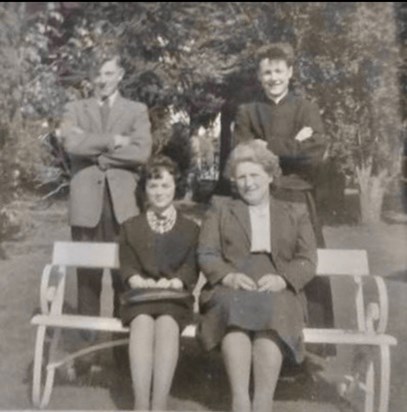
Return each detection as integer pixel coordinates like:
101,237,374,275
121,287,193,306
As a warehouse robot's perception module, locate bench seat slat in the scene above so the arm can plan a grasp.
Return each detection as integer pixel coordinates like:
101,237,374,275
304,328,397,346
31,315,397,346
32,314,128,333
32,314,198,338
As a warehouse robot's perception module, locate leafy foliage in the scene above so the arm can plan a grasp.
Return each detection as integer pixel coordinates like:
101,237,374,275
0,3,404,228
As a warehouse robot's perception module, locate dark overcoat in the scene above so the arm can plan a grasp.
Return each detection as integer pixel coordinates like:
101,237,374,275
198,195,317,321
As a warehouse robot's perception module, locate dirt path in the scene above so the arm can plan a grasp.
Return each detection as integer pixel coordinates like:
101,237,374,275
0,199,406,411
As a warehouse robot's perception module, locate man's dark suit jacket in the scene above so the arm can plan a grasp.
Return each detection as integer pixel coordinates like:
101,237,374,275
233,92,326,188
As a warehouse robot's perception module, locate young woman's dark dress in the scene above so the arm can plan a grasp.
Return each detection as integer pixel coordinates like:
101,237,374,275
119,212,199,330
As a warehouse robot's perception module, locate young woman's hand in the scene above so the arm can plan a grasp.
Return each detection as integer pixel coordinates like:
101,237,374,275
257,274,287,292
128,274,147,289
156,278,171,289
222,273,257,291
169,278,183,290
144,278,157,288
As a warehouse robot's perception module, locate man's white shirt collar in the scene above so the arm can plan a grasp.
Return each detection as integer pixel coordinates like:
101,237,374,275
270,90,288,105
98,90,119,107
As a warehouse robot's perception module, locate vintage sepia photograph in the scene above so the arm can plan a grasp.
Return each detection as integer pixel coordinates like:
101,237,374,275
0,2,406,411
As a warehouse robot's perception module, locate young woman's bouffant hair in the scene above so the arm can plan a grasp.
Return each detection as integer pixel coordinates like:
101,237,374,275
138,155,187,208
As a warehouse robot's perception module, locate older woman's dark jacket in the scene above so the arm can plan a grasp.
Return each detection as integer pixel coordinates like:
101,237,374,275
198,194,317,318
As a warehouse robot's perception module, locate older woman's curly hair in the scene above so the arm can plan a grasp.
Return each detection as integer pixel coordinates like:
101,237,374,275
224,140,282,181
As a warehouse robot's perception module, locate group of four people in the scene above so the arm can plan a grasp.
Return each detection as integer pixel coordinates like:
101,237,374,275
59,43,327,412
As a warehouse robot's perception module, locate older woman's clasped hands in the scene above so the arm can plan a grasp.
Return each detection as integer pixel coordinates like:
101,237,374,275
222,272,287,292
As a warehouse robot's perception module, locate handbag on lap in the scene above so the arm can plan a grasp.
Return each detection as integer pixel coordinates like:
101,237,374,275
120,288,193,306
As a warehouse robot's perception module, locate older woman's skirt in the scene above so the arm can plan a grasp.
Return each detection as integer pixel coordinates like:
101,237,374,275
198,253,306,363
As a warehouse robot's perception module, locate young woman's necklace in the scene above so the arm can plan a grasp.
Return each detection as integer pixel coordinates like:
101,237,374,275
146,205,177,234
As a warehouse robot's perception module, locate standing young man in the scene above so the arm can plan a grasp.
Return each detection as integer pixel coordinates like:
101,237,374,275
60,53,152,325
234,43,326,216
233,43,332,335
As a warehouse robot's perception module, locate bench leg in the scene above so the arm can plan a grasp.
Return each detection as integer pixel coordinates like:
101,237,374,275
40,265,53,314
378,345,391,412
360,345,391,412
339,347,389,412
32,325,61,409
364,361,374,412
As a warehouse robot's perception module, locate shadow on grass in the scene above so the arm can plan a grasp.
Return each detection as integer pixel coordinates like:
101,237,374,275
172,339,230,410
173,340,352,411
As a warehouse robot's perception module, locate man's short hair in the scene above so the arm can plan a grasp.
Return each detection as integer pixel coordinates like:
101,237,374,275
94,47,123,68
256,43,295,67
87,48,123,79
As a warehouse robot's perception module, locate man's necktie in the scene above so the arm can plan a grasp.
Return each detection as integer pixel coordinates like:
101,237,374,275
100,99,110,131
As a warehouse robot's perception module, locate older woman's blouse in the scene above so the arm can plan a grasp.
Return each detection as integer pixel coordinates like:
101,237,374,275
249,201,271,253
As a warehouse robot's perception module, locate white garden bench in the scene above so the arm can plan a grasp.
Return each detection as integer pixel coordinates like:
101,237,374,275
31,241,397,411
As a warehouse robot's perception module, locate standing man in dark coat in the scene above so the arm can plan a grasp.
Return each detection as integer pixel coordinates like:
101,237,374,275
59,52,152,326
233,43,332,334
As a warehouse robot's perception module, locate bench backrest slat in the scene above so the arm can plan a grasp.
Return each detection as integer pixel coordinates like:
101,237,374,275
317,249,369,276
52,242,369,277
52,241,119,269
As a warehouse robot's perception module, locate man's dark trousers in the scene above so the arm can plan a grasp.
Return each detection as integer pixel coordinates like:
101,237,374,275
71,185,123,320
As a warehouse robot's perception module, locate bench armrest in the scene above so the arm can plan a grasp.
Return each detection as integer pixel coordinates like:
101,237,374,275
365,276,389,334
39,264,67,315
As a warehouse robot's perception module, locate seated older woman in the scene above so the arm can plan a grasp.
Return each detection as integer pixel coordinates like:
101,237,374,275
198,140,317,412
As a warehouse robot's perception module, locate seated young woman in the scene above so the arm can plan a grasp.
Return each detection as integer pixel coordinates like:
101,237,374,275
197,140,317,412
118,155,199,411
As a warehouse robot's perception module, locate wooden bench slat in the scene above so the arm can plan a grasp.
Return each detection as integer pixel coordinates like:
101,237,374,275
32,314,128,333
52,241,120,269
317,249,369,276
50,243,370,276
31,315,198,338
32,314,397,346
304,328,397,346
